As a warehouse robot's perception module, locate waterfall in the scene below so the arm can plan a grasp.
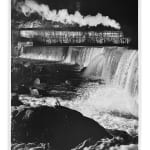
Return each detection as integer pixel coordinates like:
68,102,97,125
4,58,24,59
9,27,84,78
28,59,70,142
64,47,104,67
82,47,138,97
20,46,67,61
79,47,138,116
62,46,138,116
19,46,138,116
19,46,105,66
113,50,138,97
20,46,138,97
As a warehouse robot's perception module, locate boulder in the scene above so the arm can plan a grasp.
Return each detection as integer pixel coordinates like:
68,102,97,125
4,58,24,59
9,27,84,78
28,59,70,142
29,87,39,97
12,106,112,150
34,78,41,86
107,129,138,145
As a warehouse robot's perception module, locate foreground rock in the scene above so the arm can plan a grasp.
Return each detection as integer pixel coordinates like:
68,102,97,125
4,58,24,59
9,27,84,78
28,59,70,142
11,106,112,150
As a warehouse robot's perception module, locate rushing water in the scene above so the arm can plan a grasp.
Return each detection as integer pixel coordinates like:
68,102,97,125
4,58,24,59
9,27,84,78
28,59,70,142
12,46,139,149
15,46,138,132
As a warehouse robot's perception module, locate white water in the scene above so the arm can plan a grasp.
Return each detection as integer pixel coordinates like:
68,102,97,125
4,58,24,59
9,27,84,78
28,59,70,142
75,47,138,116
20,46,104,66
20,46,67,61
20,46,138,116
82,47,138,97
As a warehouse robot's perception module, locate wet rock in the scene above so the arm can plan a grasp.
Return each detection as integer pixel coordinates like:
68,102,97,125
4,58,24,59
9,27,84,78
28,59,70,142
80,67,87,73
30,87,49,97
109,144,138,150
18,84,30,95
132,136,138,144
72,137,138,150
11,93,23,106
65,80,71,85
34,78,41,86
29,87,39,97
29,147,44,150
72,138,115,150
107,129,138,145
12,106,113,150
26,143,37,148
11,143,25,150
33,78,47,91
24,62,31,68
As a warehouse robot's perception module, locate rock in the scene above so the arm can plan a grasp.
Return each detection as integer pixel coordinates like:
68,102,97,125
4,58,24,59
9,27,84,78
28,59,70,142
65,80,71,85
80,67,87,73
118,144,138,150
29,88,39,97
24,62,31,68
29,147,44,150
18,84,30,95
34,78,41,86
33,78,47,90
30,87,49,97
11,143,25,150
132,136,138,144
107,129,138,145
12,106,113,150
26,143,37,148
11,94,23,106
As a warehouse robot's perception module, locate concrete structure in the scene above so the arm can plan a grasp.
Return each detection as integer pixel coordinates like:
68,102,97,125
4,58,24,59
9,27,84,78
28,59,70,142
19,29,130,46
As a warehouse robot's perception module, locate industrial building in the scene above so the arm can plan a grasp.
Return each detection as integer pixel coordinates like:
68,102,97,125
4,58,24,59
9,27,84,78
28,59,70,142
19,29,130,46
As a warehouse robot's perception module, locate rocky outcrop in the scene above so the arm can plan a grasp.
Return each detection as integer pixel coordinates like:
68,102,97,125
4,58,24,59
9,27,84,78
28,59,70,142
72,129,138,150
12,106,112,150
107,129,138,145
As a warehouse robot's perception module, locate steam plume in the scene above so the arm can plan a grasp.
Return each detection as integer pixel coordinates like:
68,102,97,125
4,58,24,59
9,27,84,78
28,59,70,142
15,0,121,29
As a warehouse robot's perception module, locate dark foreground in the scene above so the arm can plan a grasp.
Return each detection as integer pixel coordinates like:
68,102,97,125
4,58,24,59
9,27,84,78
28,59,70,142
11,105,138,150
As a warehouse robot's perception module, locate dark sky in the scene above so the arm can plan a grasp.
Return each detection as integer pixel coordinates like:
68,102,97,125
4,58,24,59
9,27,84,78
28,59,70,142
35,0,138,28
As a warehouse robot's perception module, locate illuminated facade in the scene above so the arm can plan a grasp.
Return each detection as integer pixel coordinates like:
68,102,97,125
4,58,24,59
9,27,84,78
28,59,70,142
19,29,130,45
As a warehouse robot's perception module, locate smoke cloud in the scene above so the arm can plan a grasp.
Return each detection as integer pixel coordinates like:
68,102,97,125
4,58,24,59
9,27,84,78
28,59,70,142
15,0,121,29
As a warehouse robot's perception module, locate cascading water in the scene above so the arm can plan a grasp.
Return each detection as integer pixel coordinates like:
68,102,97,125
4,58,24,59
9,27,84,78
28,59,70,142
20,46,68,61
19,46,105,66
113,50,138,97
74,47,138,117
82,47,138,97
64,47,105,66
19,46,138,116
